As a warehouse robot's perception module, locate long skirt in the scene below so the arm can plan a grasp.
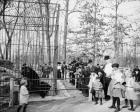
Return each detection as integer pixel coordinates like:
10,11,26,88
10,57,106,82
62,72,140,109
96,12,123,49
107,80,115,97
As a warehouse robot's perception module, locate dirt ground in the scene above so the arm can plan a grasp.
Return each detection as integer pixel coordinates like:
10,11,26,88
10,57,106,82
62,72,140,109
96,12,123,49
26,95,140,112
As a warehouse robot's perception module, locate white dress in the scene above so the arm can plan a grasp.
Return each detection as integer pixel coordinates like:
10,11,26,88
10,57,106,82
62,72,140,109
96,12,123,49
88,73,98,90
19,85,29,105
88,73,97,101
108,69,124,97
125,77,138,100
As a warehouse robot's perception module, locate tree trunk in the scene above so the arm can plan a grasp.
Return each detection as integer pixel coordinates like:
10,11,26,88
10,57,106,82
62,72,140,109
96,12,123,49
45,1,51,65
38,0,45,64
0,44,4,59
63,0,69,62
114,0,119,61
53,5,60,95
5,37,12,60
93,0,97,64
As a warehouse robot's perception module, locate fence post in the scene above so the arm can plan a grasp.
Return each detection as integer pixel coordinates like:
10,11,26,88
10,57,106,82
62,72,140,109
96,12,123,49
9,78,14,107
75,74,77,88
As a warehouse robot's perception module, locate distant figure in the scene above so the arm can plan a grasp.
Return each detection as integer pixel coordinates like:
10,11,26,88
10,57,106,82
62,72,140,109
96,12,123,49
61,62,67,79
95,64,101,73
57,62,62,79
42,64,53,78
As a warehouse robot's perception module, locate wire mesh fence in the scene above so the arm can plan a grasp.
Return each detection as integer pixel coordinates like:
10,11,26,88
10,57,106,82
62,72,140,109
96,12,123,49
0,0,60,111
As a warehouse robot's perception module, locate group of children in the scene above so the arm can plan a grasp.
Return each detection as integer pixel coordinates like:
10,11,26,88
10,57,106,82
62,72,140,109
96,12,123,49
88,63,140,112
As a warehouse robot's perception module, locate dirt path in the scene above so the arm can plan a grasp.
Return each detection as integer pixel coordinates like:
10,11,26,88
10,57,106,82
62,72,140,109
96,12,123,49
27,95,140,112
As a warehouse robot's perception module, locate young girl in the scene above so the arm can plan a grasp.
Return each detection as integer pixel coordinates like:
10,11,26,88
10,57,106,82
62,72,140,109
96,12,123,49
88,72,97,101
93,76,104,105
108,63,124,112
125,69,138,111
17,78,29,112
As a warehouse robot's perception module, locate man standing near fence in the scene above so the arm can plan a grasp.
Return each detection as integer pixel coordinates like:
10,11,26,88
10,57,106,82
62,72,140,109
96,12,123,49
104,55,113,100
61,61,67,80
42,64,53,78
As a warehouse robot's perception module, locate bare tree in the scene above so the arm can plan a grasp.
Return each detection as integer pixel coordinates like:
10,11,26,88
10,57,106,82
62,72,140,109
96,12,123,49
43,0,57,65
2,1,20,60
0,0,11,16
0,0,12,59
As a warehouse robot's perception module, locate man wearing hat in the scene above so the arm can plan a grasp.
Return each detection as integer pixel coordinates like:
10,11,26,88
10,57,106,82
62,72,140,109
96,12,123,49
57,62,62,79
104,55,113,100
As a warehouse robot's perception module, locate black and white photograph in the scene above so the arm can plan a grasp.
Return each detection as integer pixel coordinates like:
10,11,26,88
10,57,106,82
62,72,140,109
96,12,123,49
0,0,140,112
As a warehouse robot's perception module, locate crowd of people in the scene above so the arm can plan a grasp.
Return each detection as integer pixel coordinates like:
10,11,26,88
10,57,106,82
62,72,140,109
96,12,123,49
66,56,140,112
17,56,140,112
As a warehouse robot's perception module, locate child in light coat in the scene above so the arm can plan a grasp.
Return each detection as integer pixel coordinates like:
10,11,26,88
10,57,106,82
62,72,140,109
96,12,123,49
93,76,104,105
124,70,138,111
17,78,29,112
108,63,124,112
88,72,98,101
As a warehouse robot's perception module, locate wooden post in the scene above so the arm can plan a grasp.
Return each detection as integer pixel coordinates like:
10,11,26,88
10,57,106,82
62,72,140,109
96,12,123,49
75,74,77,88
53,5,60,95
9,78,14,107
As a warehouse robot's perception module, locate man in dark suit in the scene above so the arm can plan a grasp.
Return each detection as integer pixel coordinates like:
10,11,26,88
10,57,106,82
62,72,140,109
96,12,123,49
103,55,113,100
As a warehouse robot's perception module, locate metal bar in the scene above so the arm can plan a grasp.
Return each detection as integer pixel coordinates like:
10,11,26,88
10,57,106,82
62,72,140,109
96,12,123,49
1,28,56,32
22,77,90,81
4,24,57,27
29,87,89,92
10,43,58,48
14,0,58,5
4,14,57,18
